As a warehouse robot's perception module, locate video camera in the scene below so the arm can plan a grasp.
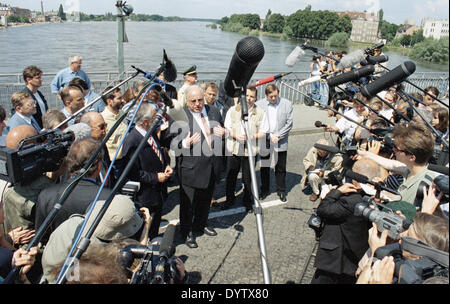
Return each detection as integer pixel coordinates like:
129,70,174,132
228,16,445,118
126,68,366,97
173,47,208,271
375,237,449,284
118,225,183,284
354,196,412,240
0,130,74,185
364,42,384,56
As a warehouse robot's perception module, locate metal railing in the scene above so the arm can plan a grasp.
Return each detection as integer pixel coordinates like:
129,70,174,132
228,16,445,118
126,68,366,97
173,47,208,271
0,71,448,118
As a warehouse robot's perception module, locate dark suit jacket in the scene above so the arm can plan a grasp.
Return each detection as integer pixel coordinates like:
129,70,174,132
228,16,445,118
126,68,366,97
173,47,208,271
21,87,48,129
35,178,112,243
177,105,224,190
122,127,168,207
315,189,370,276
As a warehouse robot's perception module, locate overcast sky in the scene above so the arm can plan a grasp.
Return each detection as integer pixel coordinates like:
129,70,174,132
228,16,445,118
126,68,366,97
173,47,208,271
3,0,449,25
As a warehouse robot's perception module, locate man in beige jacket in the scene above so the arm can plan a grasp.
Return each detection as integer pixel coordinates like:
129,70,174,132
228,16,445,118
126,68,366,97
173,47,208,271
301,139,343,202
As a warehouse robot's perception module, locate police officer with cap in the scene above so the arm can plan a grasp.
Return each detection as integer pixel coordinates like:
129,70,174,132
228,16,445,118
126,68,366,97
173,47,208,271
178,65,198,107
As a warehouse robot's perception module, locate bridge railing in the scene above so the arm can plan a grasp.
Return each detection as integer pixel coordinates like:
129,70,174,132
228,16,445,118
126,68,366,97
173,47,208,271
0,71,448,117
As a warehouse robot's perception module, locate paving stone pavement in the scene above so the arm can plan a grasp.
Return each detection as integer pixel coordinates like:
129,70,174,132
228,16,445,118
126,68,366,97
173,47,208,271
160,127,333,284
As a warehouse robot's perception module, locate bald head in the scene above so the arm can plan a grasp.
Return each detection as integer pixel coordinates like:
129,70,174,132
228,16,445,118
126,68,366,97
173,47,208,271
80,112,106,141
353,158,381,181
6,125,37,149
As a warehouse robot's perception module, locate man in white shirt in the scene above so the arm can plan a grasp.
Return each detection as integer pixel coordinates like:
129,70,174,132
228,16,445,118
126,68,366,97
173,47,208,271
178,65,198,107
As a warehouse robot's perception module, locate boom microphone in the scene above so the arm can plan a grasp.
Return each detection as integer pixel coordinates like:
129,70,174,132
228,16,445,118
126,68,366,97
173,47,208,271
337,49,365,69
361,61,416,99
345,170,400,195
253,72,292,87
64,123,92,141
298,75,322,87
327,65,375,87
224,36,265,97
285,46,306,67
162,49,177,82
367,55,389,65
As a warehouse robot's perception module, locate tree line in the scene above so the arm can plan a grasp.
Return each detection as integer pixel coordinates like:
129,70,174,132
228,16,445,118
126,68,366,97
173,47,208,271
219,5,352,41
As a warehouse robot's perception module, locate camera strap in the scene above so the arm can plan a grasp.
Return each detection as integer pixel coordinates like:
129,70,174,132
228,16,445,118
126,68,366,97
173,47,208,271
401,237,449,268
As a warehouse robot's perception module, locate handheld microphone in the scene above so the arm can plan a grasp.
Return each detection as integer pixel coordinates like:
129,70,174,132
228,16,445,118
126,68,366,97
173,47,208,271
298,75,322,87
345,170,400,195
253,72,292,87
159,90,174,108
224,36,265,98
162,49,177,82
64,123,92,141
285,46,306,67
361,61,416,99
367,55,389,65
337,49,365,69
327,65,375,87
314,120,327,128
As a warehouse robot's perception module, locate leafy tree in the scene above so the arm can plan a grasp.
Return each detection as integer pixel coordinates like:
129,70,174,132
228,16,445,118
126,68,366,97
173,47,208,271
57,4,66,21
266,13,285,33
410,37,449,63
327,32,349,47
263,9,272,31
379,21,400,42
400,34,412,46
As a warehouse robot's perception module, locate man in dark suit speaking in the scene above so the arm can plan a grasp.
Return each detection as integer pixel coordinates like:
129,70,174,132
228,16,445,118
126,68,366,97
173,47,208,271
175,85,226,248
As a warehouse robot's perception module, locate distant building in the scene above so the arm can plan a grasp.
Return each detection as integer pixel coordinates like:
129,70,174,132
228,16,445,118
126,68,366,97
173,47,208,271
66,11,81,22
337,11,381,44
395,24,420,39
11,7,31,18
421,18,449,40
0,6,13,17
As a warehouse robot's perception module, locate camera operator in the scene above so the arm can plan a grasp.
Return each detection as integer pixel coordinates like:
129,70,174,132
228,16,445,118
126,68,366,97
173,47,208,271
311,158,383,284
1,125,54,248
40,194,151,283
301,139,343,202
357,122,436,205
357,212,448,284
34,138,112,244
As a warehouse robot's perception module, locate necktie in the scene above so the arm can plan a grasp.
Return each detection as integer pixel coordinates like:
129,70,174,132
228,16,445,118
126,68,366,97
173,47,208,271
148,135,164,164
31,117,41,132
200,113,212,148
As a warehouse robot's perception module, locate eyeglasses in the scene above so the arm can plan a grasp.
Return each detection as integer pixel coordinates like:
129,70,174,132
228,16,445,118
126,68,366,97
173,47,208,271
93,123,107,130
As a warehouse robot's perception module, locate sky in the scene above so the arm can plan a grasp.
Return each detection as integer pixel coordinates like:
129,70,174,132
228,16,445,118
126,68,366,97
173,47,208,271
3,0,449,25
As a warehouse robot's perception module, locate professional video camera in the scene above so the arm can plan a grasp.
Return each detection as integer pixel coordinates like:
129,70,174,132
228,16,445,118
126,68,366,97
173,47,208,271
354,196,412,240
364,42,384,56
375,237,449,284
118,225,184,284
0,130,74,185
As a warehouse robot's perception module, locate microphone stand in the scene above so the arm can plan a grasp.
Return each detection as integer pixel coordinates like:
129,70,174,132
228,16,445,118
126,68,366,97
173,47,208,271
399,89,449,150
280,81,374,133
377,65,448,108
56,104,167,284
232,80,272,284
335,85,395,127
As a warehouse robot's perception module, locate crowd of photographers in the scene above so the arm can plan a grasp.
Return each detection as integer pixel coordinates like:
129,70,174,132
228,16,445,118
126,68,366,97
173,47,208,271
302,47,449,284
0,46,448,285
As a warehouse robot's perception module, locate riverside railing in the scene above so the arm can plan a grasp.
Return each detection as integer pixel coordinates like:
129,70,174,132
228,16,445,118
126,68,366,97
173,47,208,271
0,71,448,118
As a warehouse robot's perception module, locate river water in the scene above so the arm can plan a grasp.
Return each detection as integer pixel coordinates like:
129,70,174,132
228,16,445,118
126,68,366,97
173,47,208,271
1,21,448,81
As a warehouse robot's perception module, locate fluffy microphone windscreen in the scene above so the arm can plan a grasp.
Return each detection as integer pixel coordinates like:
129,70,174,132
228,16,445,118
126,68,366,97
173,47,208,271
64,122,92,141
337,49,365,70
285,46,305,67
163,49,177,82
